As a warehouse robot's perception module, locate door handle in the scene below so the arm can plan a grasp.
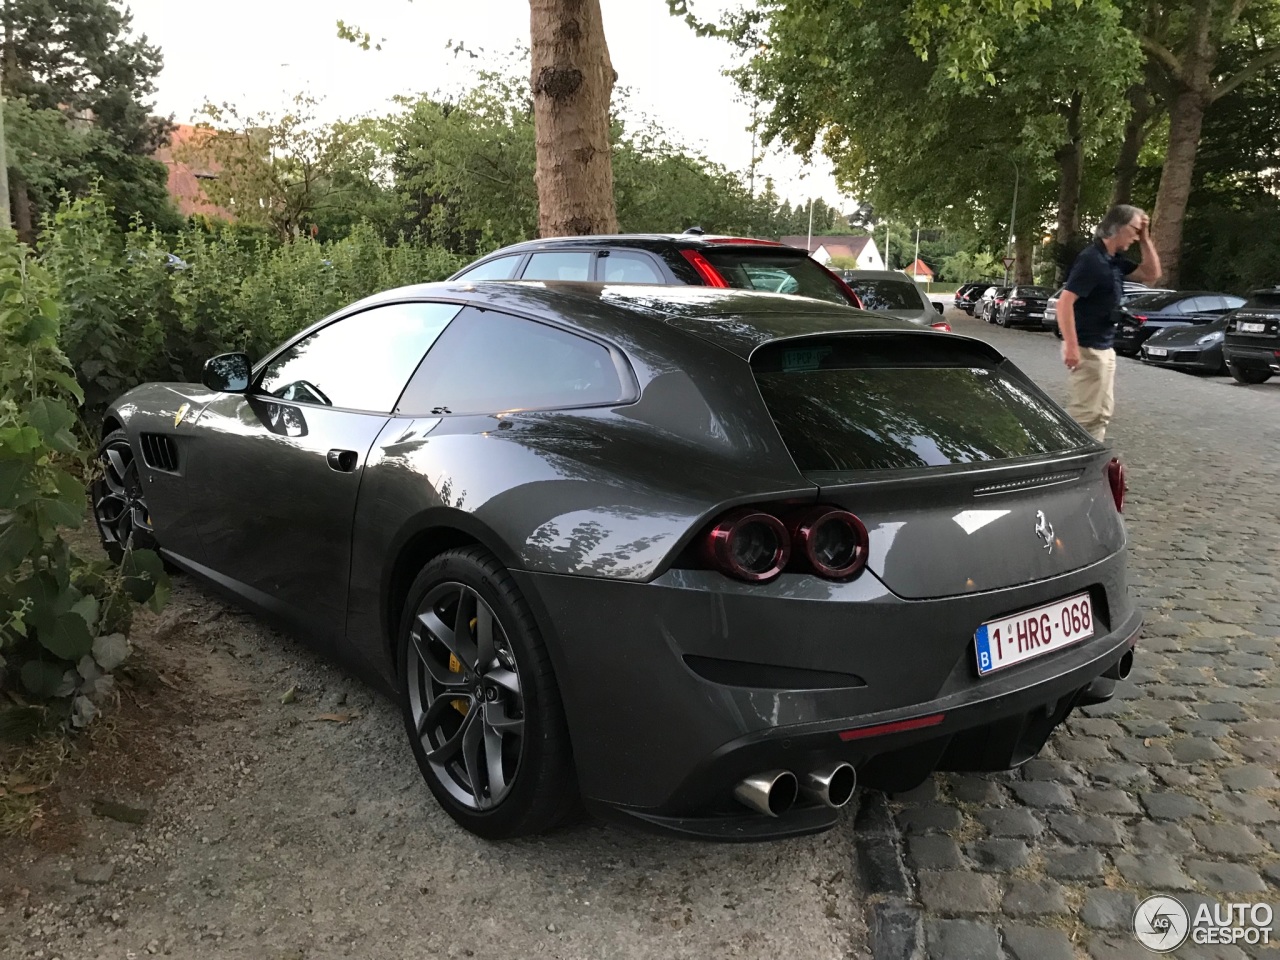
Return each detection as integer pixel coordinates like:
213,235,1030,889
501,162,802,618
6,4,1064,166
327,449,358,473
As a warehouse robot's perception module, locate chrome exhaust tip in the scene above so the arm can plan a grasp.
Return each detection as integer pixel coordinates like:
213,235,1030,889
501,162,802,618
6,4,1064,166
733,770,798,817
800,762,857,809
1103,650,1134,681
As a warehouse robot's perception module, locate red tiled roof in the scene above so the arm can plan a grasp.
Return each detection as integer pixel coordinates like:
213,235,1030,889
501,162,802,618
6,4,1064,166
906,258,934,277
153,124,233,219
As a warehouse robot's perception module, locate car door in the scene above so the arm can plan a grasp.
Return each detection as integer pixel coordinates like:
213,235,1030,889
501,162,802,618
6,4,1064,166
189,301,462,640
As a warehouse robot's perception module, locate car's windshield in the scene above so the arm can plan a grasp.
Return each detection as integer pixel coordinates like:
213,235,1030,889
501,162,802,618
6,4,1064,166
699,250,852,305
1245,292,1280,310
844,278,923,311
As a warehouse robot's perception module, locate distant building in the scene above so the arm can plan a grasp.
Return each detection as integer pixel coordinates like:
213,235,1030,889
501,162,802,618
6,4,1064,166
780,234,885,270
904,258,935,282
152,124,233,219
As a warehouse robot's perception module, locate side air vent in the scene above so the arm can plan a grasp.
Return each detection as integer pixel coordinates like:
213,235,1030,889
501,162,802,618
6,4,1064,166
139,433,178,472
973,471,1079,497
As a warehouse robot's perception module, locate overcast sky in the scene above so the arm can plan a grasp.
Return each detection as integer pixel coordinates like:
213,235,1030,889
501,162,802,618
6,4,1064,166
124,0,845,208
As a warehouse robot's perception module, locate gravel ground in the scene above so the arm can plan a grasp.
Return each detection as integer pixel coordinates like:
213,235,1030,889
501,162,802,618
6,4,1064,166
2,577,866,960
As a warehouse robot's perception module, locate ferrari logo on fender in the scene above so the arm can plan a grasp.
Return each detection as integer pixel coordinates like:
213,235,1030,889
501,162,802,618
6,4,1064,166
174,402,191,427
1035,510,1054,553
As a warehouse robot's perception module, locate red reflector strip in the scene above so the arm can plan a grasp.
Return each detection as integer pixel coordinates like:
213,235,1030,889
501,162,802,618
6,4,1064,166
838,713,946,741
679,249,730,287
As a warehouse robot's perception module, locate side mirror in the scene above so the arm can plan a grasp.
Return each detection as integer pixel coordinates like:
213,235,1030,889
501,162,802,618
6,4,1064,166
933,302,944,314
203,352,252,393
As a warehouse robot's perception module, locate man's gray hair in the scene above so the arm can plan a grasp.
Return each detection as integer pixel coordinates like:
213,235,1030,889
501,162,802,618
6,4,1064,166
1095,204,1144,239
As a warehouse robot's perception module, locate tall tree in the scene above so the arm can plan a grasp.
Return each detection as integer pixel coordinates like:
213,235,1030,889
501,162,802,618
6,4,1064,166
1,0,176,241
1138,0,1280,284
528,0,618,236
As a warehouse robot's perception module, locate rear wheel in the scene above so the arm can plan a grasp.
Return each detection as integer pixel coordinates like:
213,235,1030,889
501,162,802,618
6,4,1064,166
91,429,158,563
1229,364,1273,384
398,546,577,839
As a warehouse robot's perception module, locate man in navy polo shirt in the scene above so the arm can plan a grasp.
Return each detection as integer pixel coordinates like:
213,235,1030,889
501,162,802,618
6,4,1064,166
1056,204,1161,441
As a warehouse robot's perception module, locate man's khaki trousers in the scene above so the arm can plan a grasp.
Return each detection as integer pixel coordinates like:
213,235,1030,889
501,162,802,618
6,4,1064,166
1066,347,1117,441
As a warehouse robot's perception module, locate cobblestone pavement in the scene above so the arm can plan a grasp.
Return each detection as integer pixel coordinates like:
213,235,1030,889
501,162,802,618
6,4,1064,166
856,307,1280,960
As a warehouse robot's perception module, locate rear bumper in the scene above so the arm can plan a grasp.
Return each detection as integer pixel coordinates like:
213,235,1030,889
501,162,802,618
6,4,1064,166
515,552,1139,839
1224,343,1280,371
1004,309,1047,326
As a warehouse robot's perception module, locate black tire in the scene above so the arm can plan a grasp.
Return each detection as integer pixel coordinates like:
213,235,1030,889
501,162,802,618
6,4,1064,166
91,429,159,563
398,545,577,839
998,309,1010,328
1229,364,1273,384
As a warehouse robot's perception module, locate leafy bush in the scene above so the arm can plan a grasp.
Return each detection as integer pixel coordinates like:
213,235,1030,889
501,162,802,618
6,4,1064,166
0,231,167,736
42,194,467,393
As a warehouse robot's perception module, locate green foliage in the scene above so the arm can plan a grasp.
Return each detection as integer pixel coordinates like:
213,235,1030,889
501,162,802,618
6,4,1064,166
0,230,167,735
940,250,1002,283
2,0,178,237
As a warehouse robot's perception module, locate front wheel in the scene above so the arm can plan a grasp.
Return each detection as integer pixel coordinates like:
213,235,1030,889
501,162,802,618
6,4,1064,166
398,546,577,839
1229,364,1273,384
91,429,158,563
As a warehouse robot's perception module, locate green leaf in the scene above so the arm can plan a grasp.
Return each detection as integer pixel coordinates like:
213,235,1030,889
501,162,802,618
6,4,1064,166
122,548,166,604
38,297,58,320
0,459,32,508
0,515,40,570
70,594,100,630
21,660,67,698
25,397,79,454
38,610,95,661
0,426,43,454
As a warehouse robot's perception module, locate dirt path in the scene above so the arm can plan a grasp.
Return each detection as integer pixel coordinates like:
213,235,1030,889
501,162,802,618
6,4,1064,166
2,574,867,960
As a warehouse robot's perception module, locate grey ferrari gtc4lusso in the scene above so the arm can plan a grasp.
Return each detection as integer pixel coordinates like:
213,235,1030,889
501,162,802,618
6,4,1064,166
95,282,1140,841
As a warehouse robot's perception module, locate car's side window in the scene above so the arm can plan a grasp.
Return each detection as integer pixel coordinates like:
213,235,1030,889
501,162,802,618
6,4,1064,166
257,302,463,413
521,251,593,281
396,306,625,416
455,256,522,281
600,251,664,283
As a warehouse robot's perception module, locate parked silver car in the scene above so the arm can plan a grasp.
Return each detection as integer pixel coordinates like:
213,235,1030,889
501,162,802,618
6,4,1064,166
841,269,950,329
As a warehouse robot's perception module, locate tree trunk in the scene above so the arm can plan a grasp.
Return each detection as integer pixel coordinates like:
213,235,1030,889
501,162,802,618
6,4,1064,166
529,0,618,237
1110,82,1154,206
12,174,34,246
1014,230,1034,285
1150,87,1207,286
1054,92,1083,245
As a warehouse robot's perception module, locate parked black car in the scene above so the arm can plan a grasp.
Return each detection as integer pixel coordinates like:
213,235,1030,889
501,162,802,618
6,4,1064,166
1113,291,1245,356
1223,287,1280,384
994,286,1053,329
974,286,1007,322
449,232,863,308
1045,284,1175,337
953,282,985,311
1139,315,1230,374
96,282,1138,841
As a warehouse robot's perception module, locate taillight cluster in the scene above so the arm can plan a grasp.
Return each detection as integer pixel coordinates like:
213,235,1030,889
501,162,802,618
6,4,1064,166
699,505,869,583
1106,458,1126,512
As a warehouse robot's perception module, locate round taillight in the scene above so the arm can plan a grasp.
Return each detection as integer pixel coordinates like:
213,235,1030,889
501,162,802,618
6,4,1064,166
793,508,869,579
704,510,790,582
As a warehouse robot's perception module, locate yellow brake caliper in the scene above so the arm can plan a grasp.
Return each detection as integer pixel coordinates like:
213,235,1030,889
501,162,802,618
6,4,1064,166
449,616,478,715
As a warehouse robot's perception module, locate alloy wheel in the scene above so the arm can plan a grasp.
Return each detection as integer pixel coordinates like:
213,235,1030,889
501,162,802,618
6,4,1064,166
94,436,153,555
406,582,526,810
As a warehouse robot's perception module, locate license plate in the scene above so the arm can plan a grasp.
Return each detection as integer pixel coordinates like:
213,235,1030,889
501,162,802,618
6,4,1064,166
974,593,1094,676
1029,312,1043,318
1146,347,1167,356
1240,322,1266,333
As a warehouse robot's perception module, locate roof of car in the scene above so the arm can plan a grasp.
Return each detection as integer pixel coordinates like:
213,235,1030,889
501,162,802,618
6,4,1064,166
465,234,808,257
356,280,932,360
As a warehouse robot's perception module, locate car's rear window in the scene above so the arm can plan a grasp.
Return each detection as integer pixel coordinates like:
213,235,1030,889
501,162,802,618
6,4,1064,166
751,335,1086,472
700,250,852,306
844,278,922,311
1013,287,1052,297
1244,291,1280,310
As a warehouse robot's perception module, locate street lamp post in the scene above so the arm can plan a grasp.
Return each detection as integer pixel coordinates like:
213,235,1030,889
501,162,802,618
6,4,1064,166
1004,160,1020,285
